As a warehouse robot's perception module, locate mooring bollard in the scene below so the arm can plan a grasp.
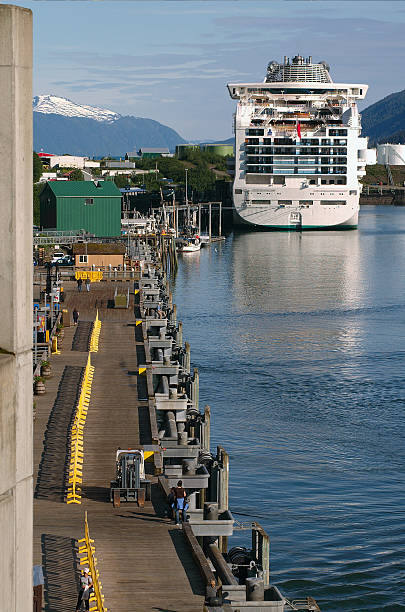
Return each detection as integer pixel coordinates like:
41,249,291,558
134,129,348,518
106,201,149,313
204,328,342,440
166,411,177,438
204,502,219,521
178,431,188,446
246,577,265,602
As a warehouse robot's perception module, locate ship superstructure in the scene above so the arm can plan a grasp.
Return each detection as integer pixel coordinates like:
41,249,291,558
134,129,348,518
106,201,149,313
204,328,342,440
227,55,369,229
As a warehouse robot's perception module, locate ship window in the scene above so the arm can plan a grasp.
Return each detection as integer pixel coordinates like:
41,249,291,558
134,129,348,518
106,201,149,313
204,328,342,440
329,129,347,136
329,180,335,184
247,129,264,136
79,255,88,263
252,200,270,205
235,189,242,194
349,190,357,195
84,198,94,206
321,200,346,205
337,178,346,184
279,200,292,205
299,200,313,205
309,179,316,185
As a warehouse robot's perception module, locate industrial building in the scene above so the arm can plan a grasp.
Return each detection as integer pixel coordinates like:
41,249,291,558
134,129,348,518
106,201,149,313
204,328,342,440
40,180,122,237
37,152,100,169
72,242,125,267
201,143,234,156
138,147,170,158
104,160,136,169
175,143,200,159
175,143,234,158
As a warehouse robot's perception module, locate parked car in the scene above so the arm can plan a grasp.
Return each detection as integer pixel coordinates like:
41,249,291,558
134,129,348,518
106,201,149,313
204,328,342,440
51,255,73,266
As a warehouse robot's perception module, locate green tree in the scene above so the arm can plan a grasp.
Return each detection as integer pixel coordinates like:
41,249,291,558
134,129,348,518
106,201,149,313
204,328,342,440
33,151,43,183
114,174,131,189
33,183,44,226
69,168,84,181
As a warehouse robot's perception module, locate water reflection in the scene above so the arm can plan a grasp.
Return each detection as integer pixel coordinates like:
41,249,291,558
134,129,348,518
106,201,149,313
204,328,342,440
172,207,405,611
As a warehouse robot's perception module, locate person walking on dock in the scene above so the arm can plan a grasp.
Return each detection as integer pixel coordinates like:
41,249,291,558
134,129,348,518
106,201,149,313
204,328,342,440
76,567,93,611
85,277,91,292
73,308,79,325
174,480,188,525
77,277,83,292
156,302,163,319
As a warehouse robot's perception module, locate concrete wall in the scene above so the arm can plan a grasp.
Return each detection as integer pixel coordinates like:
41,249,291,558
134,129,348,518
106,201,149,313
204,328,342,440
0,5,33,611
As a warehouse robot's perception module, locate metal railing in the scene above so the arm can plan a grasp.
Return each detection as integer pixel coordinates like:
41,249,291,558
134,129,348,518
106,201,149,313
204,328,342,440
78,512,107,612
75,270,104,282
386,164,394,186
67,353,94,504
89,311,101,353
33,229,93,246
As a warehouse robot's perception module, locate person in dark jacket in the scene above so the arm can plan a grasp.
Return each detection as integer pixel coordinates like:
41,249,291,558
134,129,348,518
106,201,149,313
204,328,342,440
77,277,83,292
73,308,79,325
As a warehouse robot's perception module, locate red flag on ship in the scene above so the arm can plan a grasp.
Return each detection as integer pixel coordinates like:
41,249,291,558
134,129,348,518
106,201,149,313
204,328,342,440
296,121,301,139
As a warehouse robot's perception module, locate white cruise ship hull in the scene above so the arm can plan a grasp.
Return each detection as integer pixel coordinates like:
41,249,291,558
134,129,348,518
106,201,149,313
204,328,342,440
233,202,359,230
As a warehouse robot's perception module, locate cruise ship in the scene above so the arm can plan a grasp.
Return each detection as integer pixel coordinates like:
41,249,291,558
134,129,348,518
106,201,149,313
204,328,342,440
227,55,370,229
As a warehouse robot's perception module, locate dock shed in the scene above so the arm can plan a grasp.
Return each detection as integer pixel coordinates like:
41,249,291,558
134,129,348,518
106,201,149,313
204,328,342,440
73,243,126,268
40,180,122,237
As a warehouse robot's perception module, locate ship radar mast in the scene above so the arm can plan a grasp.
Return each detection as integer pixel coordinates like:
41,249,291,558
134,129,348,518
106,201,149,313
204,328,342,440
265,55,333,83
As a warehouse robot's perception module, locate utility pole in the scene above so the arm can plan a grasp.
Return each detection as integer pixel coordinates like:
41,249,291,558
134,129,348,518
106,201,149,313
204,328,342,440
185,167,189,226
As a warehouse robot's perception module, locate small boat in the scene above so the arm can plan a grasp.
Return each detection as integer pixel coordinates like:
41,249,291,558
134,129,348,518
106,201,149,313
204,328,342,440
199,233,210,245
179,236,201,252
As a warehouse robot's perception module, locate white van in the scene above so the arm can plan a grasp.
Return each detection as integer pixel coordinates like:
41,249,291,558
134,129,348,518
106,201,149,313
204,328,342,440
51,251,65,263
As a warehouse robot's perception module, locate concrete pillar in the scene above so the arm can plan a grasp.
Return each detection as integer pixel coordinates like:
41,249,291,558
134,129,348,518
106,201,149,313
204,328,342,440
0,5,33,612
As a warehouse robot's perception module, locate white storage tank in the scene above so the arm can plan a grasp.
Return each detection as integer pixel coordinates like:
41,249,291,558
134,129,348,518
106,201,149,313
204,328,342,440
366,148,377,165
377,144,405,165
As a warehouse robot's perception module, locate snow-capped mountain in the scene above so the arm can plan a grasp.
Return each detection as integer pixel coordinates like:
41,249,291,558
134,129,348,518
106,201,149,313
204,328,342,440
33,95,121,123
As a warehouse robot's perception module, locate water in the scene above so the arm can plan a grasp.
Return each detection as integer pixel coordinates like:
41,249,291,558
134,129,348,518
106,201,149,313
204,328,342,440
171,206,405,611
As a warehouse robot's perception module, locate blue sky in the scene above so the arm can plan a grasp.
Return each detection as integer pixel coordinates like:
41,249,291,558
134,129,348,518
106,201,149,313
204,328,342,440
18,1,405,139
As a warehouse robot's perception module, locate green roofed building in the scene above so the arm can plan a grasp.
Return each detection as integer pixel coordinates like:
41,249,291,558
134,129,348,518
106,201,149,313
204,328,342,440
40,180,122,237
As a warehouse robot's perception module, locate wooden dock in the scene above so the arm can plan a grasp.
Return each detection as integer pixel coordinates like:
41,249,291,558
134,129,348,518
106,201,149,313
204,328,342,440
33,281,205,611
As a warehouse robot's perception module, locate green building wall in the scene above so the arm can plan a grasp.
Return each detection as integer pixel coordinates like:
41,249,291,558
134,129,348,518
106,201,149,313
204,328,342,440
56,196,121,237
40,183,122,237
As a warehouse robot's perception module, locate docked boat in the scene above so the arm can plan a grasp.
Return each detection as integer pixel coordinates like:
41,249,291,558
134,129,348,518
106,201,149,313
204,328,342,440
178,236,201,252
227,55,374,230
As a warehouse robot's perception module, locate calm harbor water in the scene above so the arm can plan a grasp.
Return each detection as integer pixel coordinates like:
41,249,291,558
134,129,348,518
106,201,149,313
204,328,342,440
172,206,405,611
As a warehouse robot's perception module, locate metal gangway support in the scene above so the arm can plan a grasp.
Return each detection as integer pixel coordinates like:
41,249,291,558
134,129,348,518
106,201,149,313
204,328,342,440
33,229,94,246
386,164,394,186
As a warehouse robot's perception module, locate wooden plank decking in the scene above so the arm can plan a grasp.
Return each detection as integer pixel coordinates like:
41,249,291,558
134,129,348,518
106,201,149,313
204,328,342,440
33,282,205,612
